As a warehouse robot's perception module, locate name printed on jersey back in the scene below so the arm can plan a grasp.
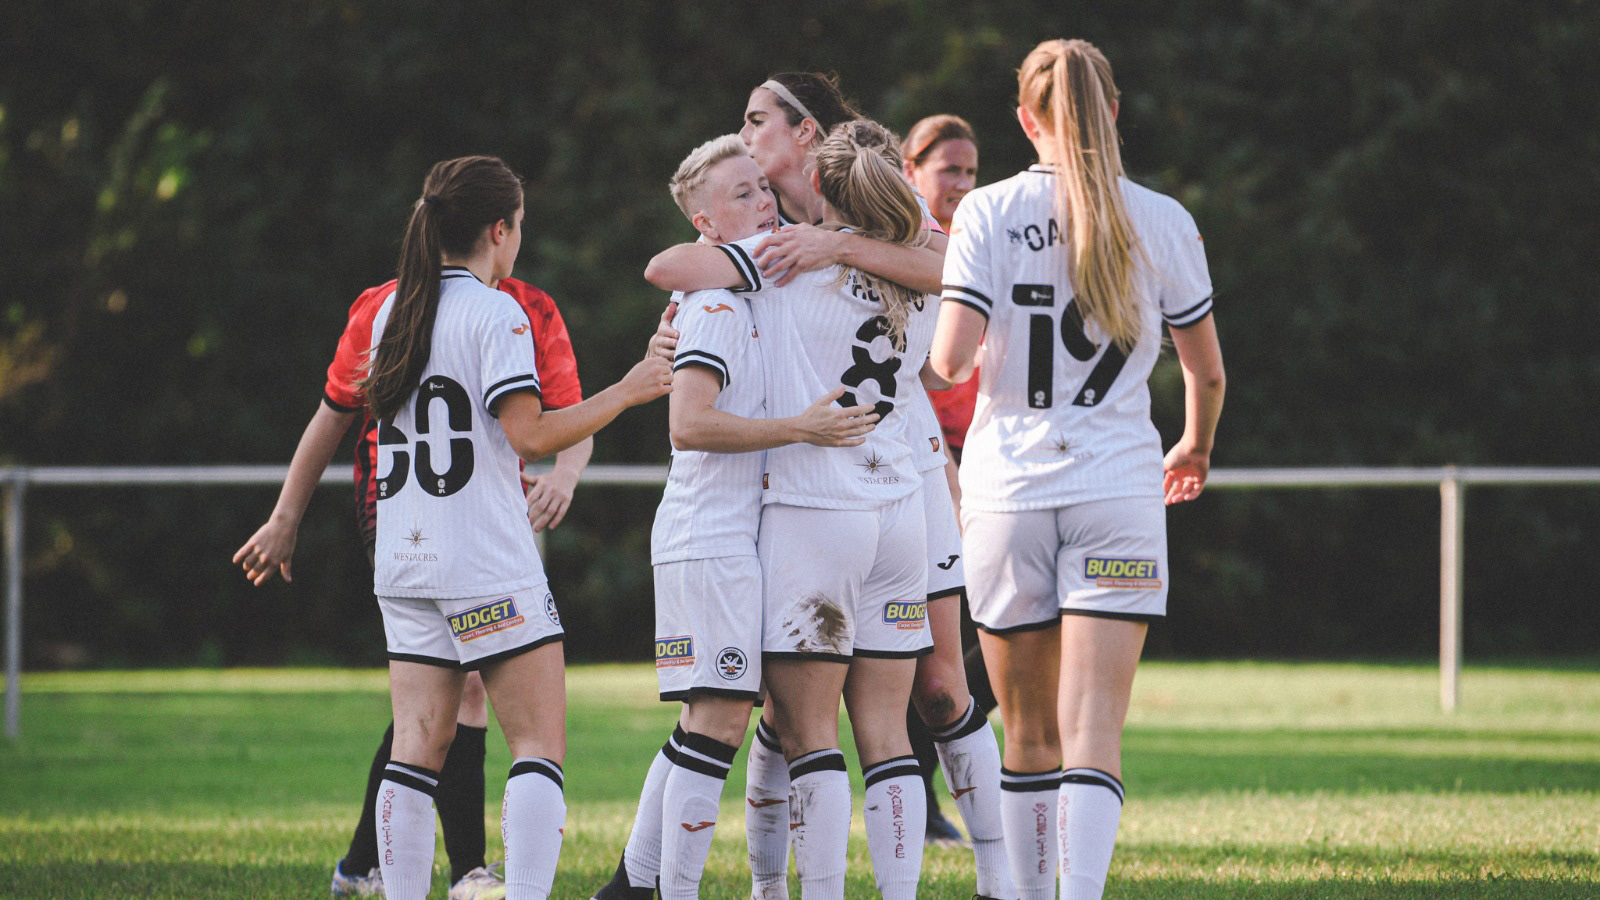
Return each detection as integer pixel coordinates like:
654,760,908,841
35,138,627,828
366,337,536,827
1006,217,1064,252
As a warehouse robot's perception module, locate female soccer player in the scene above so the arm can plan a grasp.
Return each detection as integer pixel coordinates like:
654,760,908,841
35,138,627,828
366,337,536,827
930,40,1226,900
595,135,880,900
746,75,1013,899
235,249,590,900
363,155,669,900
737,73,946,295
649,118,938,900
903,113,982,462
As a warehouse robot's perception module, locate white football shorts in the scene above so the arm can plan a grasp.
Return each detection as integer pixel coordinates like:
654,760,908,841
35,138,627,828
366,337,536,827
963,496,1168,633
652,555,763,701
759,497,932,661
378,583,564,669
920,474,966,599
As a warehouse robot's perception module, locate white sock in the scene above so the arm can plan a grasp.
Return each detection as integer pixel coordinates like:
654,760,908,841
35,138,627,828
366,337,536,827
1000,767,1060,900
376,762,438,900
788,749,850,900
746,719,792,898
623,726,681,888
1058,768,1124,900
502,758,566,900
658,731,738,900
933,701,1016,899
861,756,925,900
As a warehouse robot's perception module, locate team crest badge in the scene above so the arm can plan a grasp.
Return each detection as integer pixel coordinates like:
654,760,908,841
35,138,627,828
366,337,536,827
717,647,748,681
544,593,561,625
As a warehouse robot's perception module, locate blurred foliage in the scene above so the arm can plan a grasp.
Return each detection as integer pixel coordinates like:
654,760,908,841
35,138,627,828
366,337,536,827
2,0,1597,667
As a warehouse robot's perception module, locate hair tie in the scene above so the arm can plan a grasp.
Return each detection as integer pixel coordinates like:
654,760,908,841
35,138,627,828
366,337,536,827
423,194,443,206
760,79,819,128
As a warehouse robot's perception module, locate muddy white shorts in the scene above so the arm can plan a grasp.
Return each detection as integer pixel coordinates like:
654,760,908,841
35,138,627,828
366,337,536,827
378,583,564,670
963,496,1168,633
759,497,932,662
652,555,763,701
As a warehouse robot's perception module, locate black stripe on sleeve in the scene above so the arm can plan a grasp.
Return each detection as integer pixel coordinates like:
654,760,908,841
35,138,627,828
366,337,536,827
484,374,542,413
717,243,763,292
942,285,993,311
673,349,731,389
1163,295,1214,328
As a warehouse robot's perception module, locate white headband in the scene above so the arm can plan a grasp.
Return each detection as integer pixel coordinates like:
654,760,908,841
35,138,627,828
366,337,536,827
760,79,818,128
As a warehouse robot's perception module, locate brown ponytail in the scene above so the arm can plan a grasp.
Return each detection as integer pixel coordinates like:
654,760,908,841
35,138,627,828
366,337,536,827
363,155,523,421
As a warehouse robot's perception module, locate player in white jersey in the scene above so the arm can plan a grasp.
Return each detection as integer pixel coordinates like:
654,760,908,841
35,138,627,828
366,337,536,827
649,119,937,900
362,156,671,900
592,136,879,900
930,41,1226,900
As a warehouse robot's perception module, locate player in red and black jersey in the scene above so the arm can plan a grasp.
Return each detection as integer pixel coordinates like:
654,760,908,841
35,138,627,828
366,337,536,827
234,274,588,900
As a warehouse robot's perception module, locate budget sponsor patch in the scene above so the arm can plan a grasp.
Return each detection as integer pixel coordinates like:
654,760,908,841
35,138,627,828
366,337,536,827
448,596,526,642
655,635,695,668
1083,557,1162,589
882,599,928,630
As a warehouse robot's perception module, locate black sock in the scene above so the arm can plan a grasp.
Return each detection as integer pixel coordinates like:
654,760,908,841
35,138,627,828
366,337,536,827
438,723,489,883
906,702,943,817
342,722,395,874
964,643,998,715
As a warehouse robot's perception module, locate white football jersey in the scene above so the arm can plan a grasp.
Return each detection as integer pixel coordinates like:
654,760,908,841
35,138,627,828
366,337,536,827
650,288,766,563
942,169,1214,512
726,234,932,510
901,300,948,474
371,268,547,598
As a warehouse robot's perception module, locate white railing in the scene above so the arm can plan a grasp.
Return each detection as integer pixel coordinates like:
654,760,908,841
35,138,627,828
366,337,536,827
4,464,1598,738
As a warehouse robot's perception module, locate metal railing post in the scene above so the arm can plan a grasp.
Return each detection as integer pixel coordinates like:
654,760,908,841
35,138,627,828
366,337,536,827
1439,468,1464,713
4,475,24,740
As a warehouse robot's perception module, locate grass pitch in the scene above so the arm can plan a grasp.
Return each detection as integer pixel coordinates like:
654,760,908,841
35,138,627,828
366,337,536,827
2,661,1597,898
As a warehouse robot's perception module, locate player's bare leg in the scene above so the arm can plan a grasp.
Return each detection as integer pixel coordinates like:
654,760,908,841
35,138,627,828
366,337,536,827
1055,617,1145,900
845,656,924,900
482,643,568,900
381,661,467,900
980,626,1062,900
764,658,850,900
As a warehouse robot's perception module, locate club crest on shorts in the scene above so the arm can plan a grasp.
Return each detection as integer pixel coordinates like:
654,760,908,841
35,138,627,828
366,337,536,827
882,599,927,630
448,597,525,642
716,647,748,681
655,635,694,668
544,593,560,626
1084,557,1162,589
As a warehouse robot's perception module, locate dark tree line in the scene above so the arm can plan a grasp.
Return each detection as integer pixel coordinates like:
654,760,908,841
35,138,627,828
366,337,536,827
3,0,1596,667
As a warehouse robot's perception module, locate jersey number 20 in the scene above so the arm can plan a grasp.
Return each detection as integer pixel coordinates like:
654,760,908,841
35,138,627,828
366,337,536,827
376,375,476,499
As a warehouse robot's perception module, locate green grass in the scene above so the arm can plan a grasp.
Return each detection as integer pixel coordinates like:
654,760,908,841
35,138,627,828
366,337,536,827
2,661,1598,898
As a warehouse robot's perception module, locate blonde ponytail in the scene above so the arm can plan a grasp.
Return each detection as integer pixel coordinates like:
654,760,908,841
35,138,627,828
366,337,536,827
812,119,926,346
1019,39,1143,353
